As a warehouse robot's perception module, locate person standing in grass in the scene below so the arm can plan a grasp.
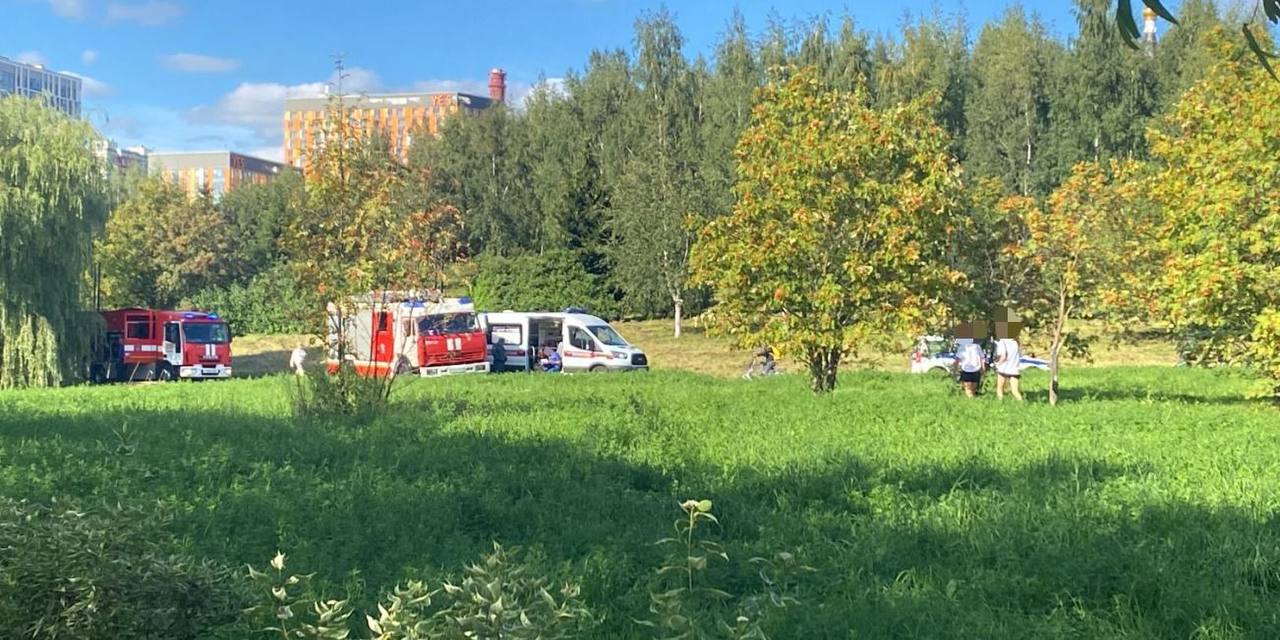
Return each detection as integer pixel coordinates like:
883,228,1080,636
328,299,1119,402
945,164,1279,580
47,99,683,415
489,338,507,373
956,338,986,398
289,344,307,375
995,335,1024,401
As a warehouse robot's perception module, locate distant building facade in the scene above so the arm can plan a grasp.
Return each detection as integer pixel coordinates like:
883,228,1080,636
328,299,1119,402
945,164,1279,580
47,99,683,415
0,55,82,117
93,139,149,173
148,151,287,199
282,68,507,169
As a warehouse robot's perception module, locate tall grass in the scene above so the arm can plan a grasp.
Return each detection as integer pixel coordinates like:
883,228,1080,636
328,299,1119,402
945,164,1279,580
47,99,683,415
0,367,1277,637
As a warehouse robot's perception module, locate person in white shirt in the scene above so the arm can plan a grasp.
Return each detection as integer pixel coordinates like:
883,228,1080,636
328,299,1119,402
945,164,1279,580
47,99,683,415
955,338,986,398
994,337,1023,401
289,344,307,376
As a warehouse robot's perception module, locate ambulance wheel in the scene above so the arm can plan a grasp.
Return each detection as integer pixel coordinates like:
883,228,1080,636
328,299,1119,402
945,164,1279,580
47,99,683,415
158,366,174,382
589,365,607,373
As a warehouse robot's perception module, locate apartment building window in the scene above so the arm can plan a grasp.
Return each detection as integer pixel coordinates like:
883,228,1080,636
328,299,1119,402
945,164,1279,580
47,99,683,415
212,169,225,199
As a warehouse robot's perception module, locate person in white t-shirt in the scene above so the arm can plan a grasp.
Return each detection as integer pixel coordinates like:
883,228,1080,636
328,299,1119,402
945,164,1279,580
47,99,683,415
994,337,1023,401
955,338,985,398
289,344,307,376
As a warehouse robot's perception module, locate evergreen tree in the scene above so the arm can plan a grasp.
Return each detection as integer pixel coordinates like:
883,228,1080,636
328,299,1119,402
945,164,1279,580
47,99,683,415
876,10,971,157
965,7,1063,197
417,106,535,256
829,15,877,94
1047,0,1157,173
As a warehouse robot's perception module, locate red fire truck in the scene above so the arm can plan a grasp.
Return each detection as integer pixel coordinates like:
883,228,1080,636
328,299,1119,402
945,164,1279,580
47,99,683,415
90,308,233,383
326,292,489,377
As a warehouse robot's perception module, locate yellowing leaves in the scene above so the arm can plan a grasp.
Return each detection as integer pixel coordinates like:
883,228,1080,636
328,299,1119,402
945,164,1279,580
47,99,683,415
691,67,965,392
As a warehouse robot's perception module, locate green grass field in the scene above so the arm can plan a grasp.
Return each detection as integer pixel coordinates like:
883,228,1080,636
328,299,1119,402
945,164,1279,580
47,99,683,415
2,365,1279,638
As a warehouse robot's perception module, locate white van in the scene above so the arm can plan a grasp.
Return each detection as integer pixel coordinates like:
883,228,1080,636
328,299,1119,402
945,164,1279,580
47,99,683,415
479,310,649,373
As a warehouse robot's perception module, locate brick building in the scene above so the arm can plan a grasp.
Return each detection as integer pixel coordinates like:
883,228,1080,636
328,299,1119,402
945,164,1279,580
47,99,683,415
282,68,507,169
148,150,287,199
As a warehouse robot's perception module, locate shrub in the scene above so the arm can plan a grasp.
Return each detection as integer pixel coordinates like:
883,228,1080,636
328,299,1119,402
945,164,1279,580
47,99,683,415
187,265,315,336
286,368,393,422
249,544,592,640
0,499,249,639
471,250,619,318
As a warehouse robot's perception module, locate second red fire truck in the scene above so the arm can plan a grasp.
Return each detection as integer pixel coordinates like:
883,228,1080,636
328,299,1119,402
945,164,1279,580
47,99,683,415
326,292,490,377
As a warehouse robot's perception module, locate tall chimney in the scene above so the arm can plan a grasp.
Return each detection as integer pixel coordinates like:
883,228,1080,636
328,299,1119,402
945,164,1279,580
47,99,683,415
488,68,507,104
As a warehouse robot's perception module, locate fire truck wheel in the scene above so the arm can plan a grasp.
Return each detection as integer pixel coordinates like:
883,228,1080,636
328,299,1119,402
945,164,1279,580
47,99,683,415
158,366,174,382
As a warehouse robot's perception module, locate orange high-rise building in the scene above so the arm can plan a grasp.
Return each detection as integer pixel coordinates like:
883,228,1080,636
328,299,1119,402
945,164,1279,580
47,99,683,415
282,68,507,169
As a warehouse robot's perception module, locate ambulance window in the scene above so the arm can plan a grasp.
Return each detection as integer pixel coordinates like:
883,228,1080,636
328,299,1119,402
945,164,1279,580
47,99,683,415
569,327,595,351
490,324,521,345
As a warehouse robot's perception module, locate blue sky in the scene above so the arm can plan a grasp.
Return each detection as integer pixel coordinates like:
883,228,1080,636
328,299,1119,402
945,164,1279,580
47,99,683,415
3,0,1079,161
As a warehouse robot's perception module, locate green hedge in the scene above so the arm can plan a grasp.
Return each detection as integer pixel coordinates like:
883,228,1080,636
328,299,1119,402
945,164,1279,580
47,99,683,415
186,265,314,335
471,250,620,318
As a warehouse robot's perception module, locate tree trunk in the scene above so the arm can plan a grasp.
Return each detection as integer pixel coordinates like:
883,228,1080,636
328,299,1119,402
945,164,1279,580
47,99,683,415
672,297,682,339
807,346,842,394
1049,283,1068,407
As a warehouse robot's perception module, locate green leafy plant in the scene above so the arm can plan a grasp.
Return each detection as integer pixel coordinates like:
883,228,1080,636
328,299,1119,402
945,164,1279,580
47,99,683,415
640,500,808,640
0,499,249,639
247,552,353,640
367,543,591,640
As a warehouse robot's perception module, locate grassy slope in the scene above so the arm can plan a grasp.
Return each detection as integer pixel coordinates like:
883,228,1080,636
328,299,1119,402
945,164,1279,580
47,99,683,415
1,367,1277,638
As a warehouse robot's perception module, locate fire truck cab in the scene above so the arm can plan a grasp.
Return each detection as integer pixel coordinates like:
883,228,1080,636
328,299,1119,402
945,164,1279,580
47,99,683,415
326,293,490,377
91,308,233,382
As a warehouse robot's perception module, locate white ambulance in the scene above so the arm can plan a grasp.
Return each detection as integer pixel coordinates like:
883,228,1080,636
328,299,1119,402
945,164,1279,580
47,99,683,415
479,309,649,373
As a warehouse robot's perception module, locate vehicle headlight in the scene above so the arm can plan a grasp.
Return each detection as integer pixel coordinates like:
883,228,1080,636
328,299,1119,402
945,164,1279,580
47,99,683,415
612,351,628,360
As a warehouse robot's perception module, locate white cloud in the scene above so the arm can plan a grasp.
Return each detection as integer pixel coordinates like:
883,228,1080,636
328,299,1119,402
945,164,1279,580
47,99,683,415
105,0,184,26
180,67,532,158
411,79,490,96
160,53,240,73
249,146,284,163
81,49,99,65
187,67,381,139
43,0,87,19
100,103,269,154
62,72,114,98
15,51,50,66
